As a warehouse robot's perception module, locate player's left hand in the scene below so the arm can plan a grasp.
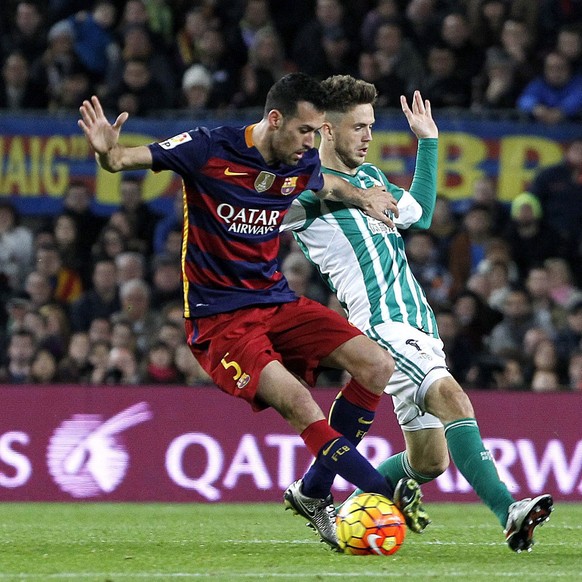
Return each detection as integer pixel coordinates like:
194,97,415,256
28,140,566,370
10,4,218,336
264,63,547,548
400,91,438,140
360,186,399,228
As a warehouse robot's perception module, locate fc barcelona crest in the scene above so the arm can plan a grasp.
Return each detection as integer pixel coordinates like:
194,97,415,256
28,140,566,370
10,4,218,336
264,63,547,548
254,171,276,193
281,176,298,195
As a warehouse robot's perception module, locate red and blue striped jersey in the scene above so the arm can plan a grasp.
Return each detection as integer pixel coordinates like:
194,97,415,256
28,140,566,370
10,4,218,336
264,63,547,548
148,124,324,318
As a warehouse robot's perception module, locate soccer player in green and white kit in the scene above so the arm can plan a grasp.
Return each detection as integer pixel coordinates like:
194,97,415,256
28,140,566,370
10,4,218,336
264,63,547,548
282,76,553,552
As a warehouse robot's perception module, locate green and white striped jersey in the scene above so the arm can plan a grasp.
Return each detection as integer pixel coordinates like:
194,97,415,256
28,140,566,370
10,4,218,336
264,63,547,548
282,162,439,338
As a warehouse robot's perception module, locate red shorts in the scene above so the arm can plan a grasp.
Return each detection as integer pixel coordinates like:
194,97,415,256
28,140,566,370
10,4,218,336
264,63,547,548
184,296,362,411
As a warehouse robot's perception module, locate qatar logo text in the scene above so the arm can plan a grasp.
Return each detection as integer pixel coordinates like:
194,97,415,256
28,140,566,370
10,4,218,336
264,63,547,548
46,402,153,498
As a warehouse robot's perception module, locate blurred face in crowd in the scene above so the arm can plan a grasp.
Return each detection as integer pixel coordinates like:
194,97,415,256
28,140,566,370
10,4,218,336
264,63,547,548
9,333,35,366
544,52,571,87
16,2,42,36
3,53,29,89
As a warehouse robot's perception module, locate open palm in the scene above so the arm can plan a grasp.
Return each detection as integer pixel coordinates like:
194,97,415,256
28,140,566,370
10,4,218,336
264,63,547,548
78,96,129,155
400,91,438,140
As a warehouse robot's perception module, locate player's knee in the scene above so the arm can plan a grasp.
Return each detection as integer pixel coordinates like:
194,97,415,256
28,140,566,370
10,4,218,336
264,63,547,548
362,351,394,394
426,377,474,421
417,454,449,478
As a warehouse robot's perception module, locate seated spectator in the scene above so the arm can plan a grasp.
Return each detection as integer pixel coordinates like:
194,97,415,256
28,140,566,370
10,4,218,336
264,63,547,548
405,231,452,309
52,213,92,287
111,278,160,355
529,138,582,248
421,43,472,109
531,369,561,392
153,189,182,255
466,0,509,49
88,316,112,344
35,244,83,305
150,253,182,310
86,339,111,384
30,347,59,383
402,0,442,57
115,251,146,285
23,270,57,311
62,180,107,249
487,287,552,356
435,308,476,383
156,319,184,352
0,200,35,293
141,340,180,384
427,194,458,267
360,0,400,52
58,331,93,382
67,0,117,81
556,24,582,75
1,1,47,64
69,259,120,332
448,204,493,298
493,353,527,391
281,251,328,305
179,64,213,112
0,328,36,383
471,46,521,112
103,345,141,385
0,51,48,109
517,51,582,123
503,192,571,281
92,225,129,262
172,6,212,73
544,257,582,308
524,266,561,333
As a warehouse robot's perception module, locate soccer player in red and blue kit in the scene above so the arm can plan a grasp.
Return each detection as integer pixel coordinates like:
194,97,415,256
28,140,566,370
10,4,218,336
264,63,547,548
78,73,427,550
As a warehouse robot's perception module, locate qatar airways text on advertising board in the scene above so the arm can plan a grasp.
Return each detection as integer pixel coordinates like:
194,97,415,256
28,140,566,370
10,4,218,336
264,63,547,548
0,386,580,502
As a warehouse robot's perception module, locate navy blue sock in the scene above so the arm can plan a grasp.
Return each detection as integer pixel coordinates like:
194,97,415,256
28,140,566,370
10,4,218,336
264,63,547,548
303,436,392,499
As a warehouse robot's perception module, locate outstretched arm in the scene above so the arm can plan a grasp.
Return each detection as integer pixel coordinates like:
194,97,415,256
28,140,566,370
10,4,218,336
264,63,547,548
78,96,153,173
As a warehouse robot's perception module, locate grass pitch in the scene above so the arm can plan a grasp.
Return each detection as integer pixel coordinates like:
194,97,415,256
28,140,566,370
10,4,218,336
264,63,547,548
0,502,580,581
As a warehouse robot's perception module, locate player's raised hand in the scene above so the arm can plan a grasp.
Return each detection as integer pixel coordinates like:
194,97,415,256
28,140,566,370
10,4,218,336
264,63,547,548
400,91,438,140
78,96,129,155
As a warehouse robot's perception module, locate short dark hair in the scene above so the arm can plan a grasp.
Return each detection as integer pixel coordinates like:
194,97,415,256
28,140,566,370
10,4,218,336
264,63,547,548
263,73,327,118
321,75,378,114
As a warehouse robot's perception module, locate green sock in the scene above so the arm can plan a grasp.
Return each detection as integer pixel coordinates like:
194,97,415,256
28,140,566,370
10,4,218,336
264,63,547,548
341,451,435,506
445,418,515,527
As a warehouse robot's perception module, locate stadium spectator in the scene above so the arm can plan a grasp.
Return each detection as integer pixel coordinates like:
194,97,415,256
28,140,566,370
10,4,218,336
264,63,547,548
111,277,160,355
153,189,182,255
23,271,56,311
66,0,117,81
502,192,571,280
91,224,129,262
35,244,83,305
544,257,582,308
439,11,484,87
529,138,582,249
0,51,48,109
0,201,35,293
61,180,107,249
69,258,120,332
487,287,551,356
102,345,141,384
405,231,453,310
141,340,180,384
527,336,566,387
292,0,358,80
280,251,328,305
85,338,111,384
496,18,538,89
524,266,561,333
466,0,509,49
517,51,582,124
359,0,400,53
150,253,182,310
401,0,442,56
51,213,91,287
173,342,212,384
0,328,36,383
57,330,93,382
531,369,561,392
171,6,214,73
372,20,425,103
426,194,458,267
1,1,47,64
114,251,146,285
105,23,175,109
435,308,476,383
448,204,494,298
155,319,184,352
179,64,213,112
556,24,582,75
88,316,112,344
29,347,59,383
227,0,273,61
493,353,527,391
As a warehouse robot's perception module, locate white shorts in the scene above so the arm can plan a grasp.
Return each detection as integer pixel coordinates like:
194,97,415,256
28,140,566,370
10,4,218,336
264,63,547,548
366,322,450,432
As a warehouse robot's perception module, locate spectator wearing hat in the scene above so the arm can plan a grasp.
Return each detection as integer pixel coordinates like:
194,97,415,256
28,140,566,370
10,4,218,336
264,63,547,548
180,64,213,112
502,191,571,280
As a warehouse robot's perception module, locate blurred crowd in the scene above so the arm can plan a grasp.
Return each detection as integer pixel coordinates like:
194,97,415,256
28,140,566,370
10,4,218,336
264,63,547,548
0,0,582,391
1,0,582,120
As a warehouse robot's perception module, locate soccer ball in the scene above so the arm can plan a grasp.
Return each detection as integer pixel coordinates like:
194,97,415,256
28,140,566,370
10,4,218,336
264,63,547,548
336,492,406,555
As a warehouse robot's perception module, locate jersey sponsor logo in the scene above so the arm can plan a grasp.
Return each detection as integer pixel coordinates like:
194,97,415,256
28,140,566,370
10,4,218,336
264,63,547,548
281,176,298,195
224,167,249,176
322,438,339,456
254,171,276,193
217,203,281,235
158,132,192,150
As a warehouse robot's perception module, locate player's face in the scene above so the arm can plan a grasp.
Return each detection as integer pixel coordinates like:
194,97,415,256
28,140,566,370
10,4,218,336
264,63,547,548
330,103,374,171
272,101,325,165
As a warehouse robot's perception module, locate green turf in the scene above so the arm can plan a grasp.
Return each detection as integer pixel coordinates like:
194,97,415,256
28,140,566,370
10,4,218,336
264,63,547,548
0,502,579,581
